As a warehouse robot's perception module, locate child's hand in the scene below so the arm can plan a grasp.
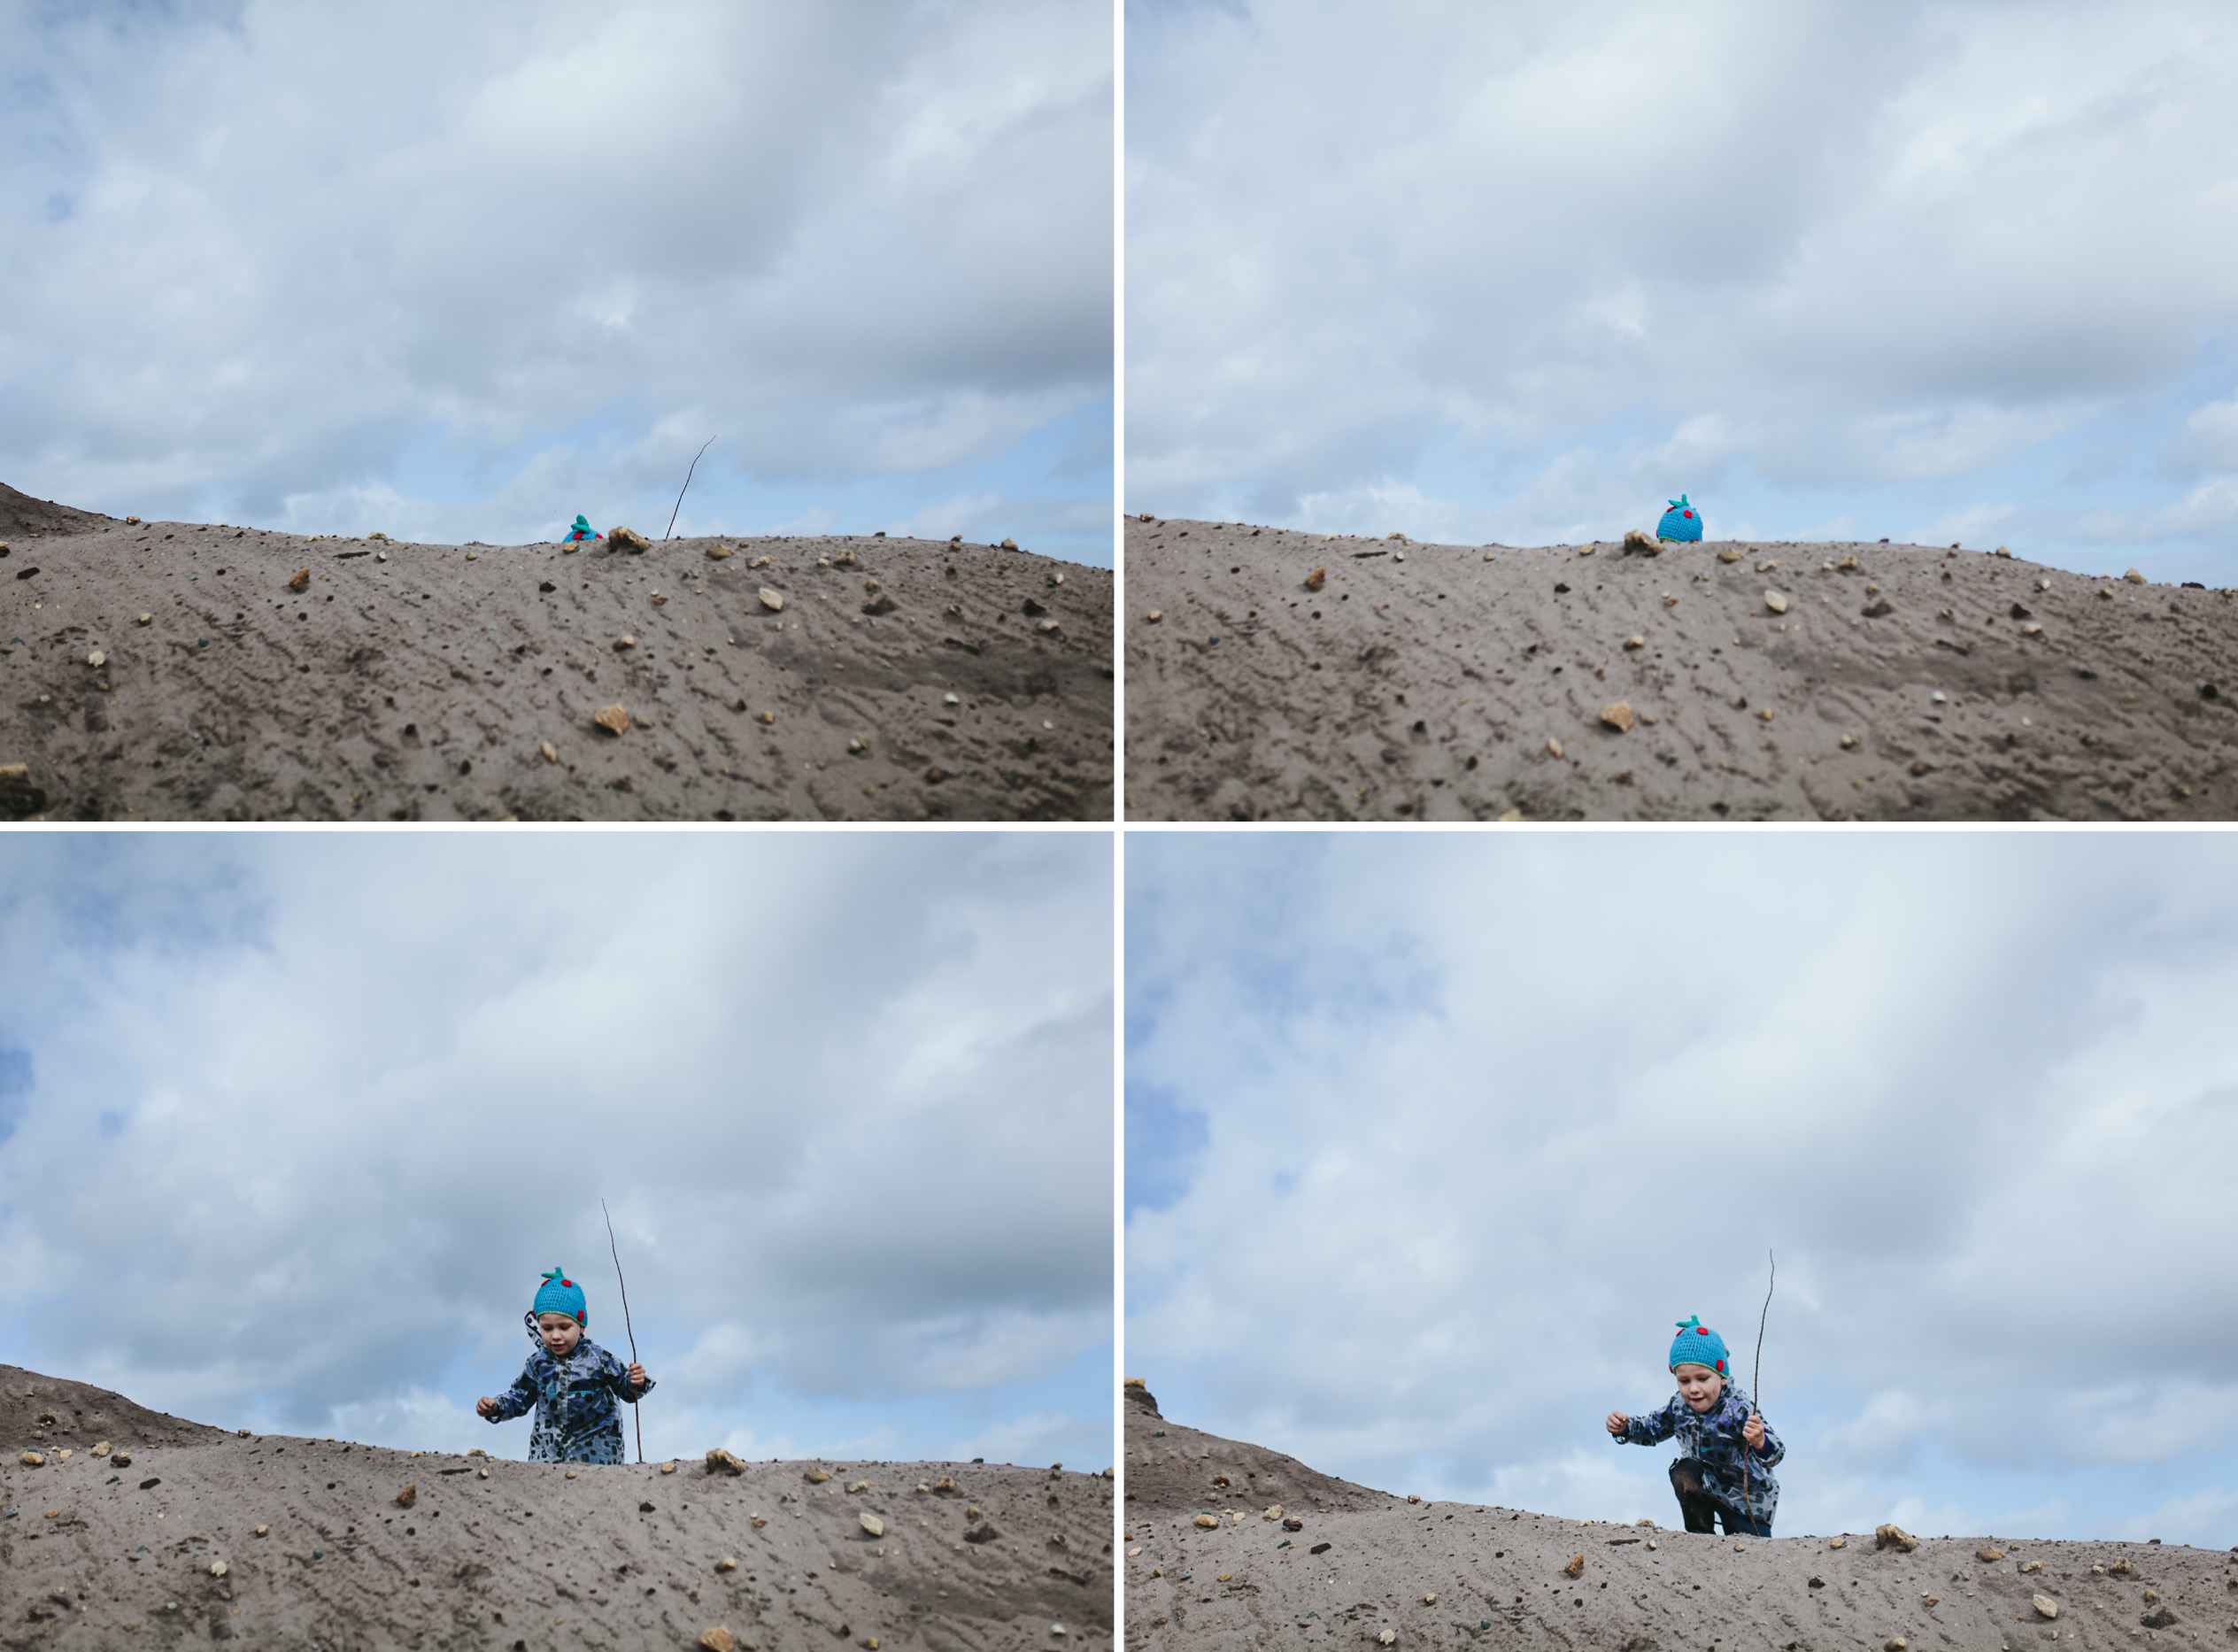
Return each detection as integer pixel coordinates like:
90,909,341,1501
627,1363,646,1390
1742,1410,1765,1449
475,1396,497,1419
1605,1411,1627,1438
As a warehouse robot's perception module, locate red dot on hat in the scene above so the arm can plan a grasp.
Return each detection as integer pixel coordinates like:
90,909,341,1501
1682,510,1694,518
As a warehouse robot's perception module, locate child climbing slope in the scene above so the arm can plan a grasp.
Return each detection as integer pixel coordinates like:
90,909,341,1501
1605,1315,1780,1536
476,1268,652,1464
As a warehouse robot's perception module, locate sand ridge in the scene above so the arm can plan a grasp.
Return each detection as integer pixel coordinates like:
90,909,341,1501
1123,516,2238,820
1122,1383,2237,1650
1,498,1113,821
3,1364,1115,1649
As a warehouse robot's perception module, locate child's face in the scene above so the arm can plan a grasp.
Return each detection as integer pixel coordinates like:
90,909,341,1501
537,1313,583,1357
1674,1364,1724,1411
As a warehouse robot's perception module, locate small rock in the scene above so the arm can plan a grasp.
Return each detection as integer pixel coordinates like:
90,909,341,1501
2126,568,2146,583
615,634,637,649
660,1462,677,1474
126,515,140,524
1377,1633,1395,1648
210,1560,227,1577
1283,1516,1303,1531
255,1525,268,1536
1496,807,1524,822
1864,598,1895,618
1840,732,1859,748
611,526,650,553
748,554,772,568
1262,1505,1284,1520
1001,537,1019,551
135,614,151,625
1623,529,1660,557
1564,1555,1585,1579
92,1441,112,1457
804,1467,831,1484
848,737,868,753
758,588,784,612
112,1453,129,1467
715,1557,737,1572
289,568,310,592
1037,618,1061,633
1195,1514,1218,1529
592,704,629,735
2020,1558,2043,1573
19,1451,42,1467
1146,610,1163,622
1764,590,1789,614
707,1449,747,1476
835,546,857,567
1758,560,1782,573
1995,544,2011,557
1547,736,1564,758
2021,621,2042,635
755,710,776,724
1423,1593,1436,1604
86,650,105,668
540,740,558,762
1758,707,1774,722
1717,547,1742,563
1829,1536,1847,1549
1886,1640,1908,1651
2107,1556,2132,1576
707,544,734,560
847,1480,873,1493
1600,701,1635,733
1215,1572,1231,1582
397,1484,416,1509
933,1476,958,1494
2033,1594,2058,1619
1623,634,1644,650
699,1629,735,1652
2141,1606,2178,1629
1304,567,1326,591
1875,1523,1917,1552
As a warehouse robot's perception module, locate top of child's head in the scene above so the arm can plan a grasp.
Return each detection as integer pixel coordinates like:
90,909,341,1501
533,1267,588,1354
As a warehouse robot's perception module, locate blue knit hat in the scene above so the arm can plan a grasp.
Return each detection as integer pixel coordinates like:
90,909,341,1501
532,1267,586,1326
1669,1316,1728,1376
1656,496,1703,542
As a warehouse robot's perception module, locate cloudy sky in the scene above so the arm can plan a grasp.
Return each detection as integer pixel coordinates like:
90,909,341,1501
1127,1,2238,585
1127,831,2238,1545
0,831,1114,1471
1,2,1114,562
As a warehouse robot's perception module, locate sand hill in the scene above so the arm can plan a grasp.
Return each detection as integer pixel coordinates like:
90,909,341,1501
2,1363,1114,1649
1122,1379,2234,1650
0,483,1113,821
1123,516,2238,820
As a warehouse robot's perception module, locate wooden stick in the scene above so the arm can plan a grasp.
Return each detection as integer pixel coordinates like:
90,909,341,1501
1741,1249,1774,1524
602,1198,644,1464
664,437,716,541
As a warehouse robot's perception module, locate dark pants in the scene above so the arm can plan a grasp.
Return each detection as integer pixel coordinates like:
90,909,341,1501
1670,1457,1771,1537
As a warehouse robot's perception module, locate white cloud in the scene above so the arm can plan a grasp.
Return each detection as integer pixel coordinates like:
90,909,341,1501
1127,1,2238,577
0,832,1113,1468
1126,833,2238,1538
0,1,1112,554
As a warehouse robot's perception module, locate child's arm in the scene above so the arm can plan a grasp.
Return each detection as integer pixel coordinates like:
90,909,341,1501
601,1347,654,1401
1746,1411,1784,1468
483,1364,537,1424
1606,1399,1677,1446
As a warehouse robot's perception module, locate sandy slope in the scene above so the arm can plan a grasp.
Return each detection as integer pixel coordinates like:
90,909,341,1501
1122,517,2238,821
1,1363,1114,1650
1122,1382,2235,1651
0,483,1113,821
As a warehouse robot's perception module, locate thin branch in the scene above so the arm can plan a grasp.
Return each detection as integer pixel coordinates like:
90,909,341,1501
603,1197,644,1465
665,437,716,541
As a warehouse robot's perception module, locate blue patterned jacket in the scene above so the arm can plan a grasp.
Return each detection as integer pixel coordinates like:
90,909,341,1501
486,1334,651,1464
1615,1379,1783,1523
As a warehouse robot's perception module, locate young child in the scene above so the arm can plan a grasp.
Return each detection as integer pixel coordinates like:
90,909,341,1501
1604,1315,1781,1536
476,1267,652,1464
